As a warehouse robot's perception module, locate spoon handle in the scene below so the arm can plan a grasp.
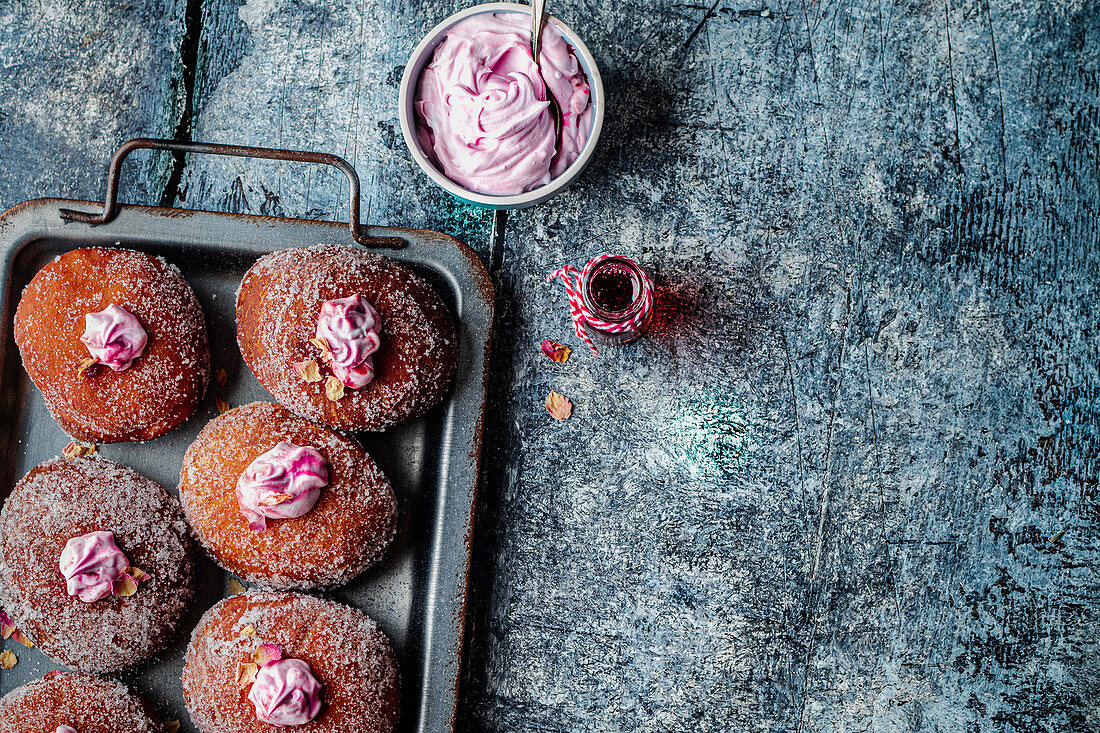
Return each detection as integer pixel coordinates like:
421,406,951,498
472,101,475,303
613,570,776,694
530,0,546,60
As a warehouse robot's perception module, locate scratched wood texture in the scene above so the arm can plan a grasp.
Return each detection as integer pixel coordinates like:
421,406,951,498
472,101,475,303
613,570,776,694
1,0,1098,732
0,0,188,208
175,0,495,252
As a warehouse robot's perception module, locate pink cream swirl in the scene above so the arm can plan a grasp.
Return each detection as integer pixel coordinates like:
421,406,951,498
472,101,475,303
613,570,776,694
56,727,78,733
248,658,323,725
80,304,148,371
58,531,129,603
315,295,382,389
414,12,594,195
236,442,328,532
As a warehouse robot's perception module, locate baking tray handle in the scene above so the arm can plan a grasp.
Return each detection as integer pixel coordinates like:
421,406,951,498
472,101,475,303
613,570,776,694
58,138,405,249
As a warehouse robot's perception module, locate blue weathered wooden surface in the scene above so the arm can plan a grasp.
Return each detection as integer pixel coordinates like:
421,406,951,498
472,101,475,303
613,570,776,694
0,0,188,207
1,0,1098,731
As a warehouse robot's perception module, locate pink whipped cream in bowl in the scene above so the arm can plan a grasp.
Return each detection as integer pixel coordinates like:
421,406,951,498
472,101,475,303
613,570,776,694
399,2,604,209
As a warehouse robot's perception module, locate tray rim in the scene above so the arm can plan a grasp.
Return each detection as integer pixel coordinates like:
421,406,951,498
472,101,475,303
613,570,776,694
0,197,495,733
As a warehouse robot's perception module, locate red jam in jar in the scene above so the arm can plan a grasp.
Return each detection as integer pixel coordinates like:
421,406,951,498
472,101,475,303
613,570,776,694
580,256,654,345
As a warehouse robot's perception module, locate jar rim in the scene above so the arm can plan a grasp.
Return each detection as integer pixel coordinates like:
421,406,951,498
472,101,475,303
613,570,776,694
581,256,649,323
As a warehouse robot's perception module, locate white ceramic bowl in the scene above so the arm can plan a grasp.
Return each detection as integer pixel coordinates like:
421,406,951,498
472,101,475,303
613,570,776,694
398,2,604,209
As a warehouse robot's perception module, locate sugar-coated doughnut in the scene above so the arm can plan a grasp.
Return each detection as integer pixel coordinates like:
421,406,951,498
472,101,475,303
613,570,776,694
0,671,163,732
0,457,195,672
179,402,397,590
14,246,209,442
236,243,456,431
183,591,399,732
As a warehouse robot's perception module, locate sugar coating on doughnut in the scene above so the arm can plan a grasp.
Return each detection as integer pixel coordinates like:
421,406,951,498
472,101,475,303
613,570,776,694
236,243,457,431
183,591,399,733
179,402,397,589
0,671,162,732
0,457,195,672
14,246,210,442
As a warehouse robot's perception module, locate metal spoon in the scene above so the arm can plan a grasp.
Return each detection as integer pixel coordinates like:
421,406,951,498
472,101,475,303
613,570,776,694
529,0,564,150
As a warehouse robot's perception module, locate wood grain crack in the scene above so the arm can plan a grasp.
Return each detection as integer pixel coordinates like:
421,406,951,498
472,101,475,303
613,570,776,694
159,0,203,207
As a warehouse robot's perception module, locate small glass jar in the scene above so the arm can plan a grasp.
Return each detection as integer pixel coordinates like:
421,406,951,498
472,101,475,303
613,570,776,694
580,256,654,345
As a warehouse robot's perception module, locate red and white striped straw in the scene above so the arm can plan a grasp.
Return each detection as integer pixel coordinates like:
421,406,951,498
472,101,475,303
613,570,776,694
547,254,654,355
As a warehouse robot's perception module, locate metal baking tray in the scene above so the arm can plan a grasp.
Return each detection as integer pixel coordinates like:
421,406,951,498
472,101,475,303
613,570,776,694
0,140,494,732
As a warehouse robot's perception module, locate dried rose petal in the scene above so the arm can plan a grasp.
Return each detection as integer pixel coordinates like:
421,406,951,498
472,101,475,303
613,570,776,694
257,492,294,507
236,662,259,688
253,643,283,667
125,566,151,583
115,575,138,598
541,340,572,363
77,356,97,376
165,722,181,733
228,578,246,595
216,397,231,413
10,629,32,648
0,650,16,669
310,337,334,363
44,669,63,678
62,441,96,459
216,368,228,386
545,390,573,421
241,624,257,637
324,375,345,401
293,359,323,383
0,611,14,640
